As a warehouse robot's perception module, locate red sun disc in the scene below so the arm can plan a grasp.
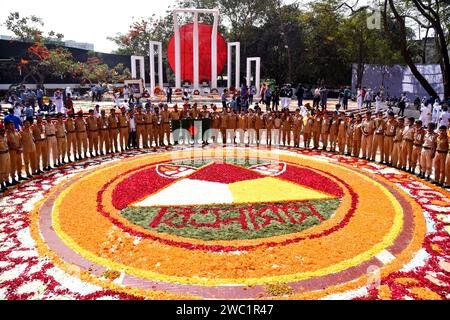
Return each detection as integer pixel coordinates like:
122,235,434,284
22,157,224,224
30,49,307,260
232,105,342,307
167,23,227,84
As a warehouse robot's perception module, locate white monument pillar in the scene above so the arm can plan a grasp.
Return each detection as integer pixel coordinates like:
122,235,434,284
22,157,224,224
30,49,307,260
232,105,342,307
149,41,163,96
173,11,181,89
131,55,146,87
172,8,220,90
246,57,261,96
210,11,219,88
227,42,240,89
193,12,199,90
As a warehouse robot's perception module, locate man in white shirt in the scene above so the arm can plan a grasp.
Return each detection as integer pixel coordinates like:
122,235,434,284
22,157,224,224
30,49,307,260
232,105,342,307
439,106,450,127
128,111,137,148
419,103,432,127
94,104,101,118
356,88,363,111
375,92,381,113
54,90,64,114
432,101,441,124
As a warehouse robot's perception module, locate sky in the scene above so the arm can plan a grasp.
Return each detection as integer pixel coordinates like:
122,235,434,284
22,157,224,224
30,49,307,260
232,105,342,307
0,0,376,54
0,0,177,53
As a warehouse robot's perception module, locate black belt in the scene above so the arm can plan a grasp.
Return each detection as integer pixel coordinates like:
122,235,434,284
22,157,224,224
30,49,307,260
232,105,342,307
120,126,128,128
57,136,66,139
0,150,9,154
110,127,118,130
163,122,170,124
89,130,98,132
46,134,56,137
437,150,448,154
67,130,75,133
413,144,423,147
77,131,86,133
423,146,433,150
100,128,109,131
375,133,384,135
37,138,47,142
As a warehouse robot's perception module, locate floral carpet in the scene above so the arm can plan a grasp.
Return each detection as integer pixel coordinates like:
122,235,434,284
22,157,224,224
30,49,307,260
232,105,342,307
0,146,449,300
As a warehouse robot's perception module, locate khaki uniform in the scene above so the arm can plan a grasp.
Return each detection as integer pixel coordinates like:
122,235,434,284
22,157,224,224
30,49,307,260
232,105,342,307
161,110,171,145
312,115,322,149
45,121,58,166
384,119,397,164
219,113,228,144
281,115,292,146
400,126,415,168
6,129,22,179
0,136,10,183
118,114,129,151
55,121,67,163
361,118,375,158
391,125,404,168
273,117,282,145
135,113,146,148
226,113,237,143
371,118,385,161
247,114,256,144
21,127,37,175
180,110,191,144
154,113,163,145
255,114,265,144
86,116,99,155
237,114,248,144
446,130,450,187
320,116,330,150
32,123,48,170
329,119,339,152
65,118,77,160
345,120,354,155
170,110,181,144
75,117,88,157
304,117,314,148
98,116,111,153
434,135,448,184
337,119,347,155
148,113,158,146
352,122,362,157
292,114,303,147
108,115,119,153
210,112,221,143
420,132,437,176
265,115,274,145
411,128,426,171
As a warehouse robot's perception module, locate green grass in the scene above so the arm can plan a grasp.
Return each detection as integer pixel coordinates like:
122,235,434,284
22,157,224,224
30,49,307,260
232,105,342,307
121,199,340,241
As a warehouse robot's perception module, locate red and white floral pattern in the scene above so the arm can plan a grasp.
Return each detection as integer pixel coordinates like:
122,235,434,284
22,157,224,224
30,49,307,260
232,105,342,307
0,147,449,300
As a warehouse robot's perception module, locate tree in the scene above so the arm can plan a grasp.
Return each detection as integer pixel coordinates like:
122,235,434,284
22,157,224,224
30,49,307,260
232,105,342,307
382,0,450,99
339,5,403,89
4,12,130,87
5,12,64,43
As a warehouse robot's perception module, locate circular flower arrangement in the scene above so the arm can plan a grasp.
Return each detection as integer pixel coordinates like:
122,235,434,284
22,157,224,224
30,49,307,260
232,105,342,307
0,146,449,300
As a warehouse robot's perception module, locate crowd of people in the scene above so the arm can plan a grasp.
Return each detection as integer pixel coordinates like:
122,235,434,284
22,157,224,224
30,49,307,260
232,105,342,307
1,95,450,192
